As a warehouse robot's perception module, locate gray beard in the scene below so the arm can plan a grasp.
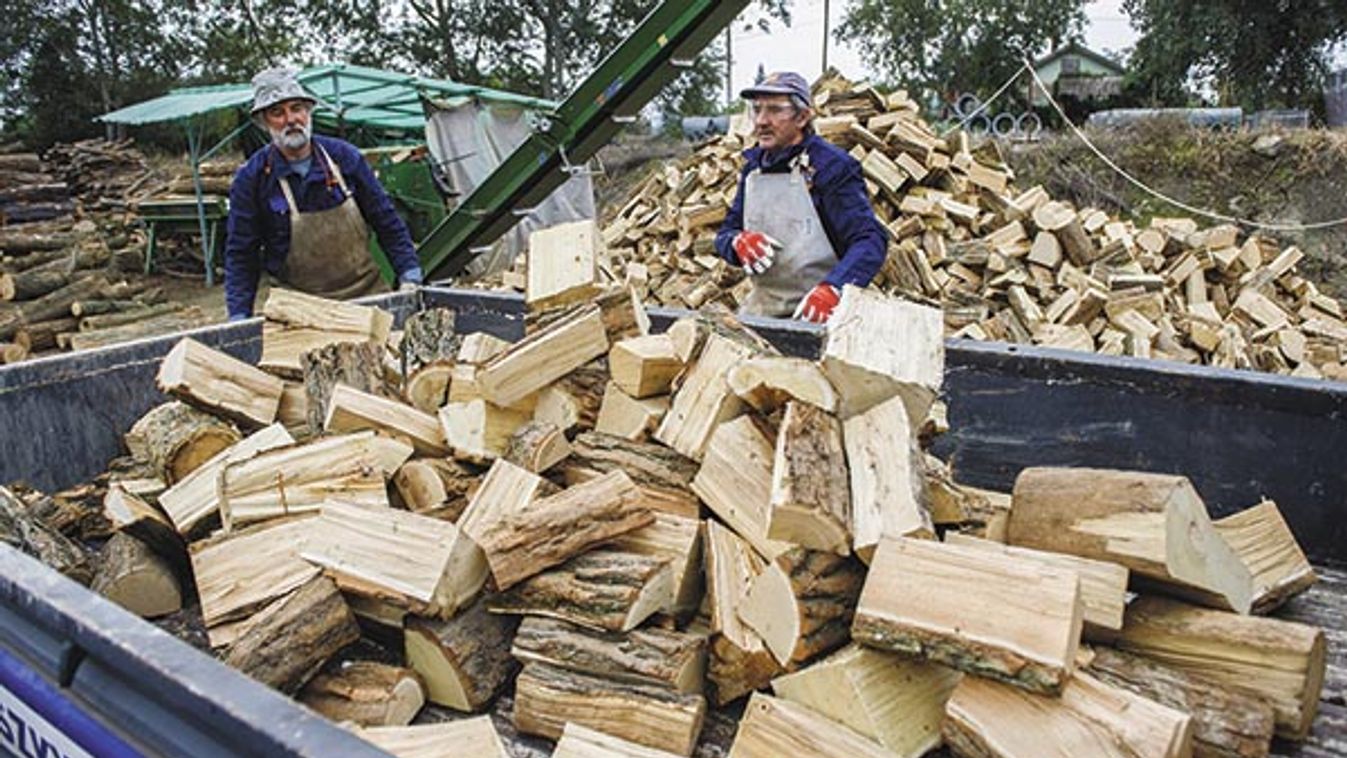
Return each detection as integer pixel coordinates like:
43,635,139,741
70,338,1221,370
270,123,311,152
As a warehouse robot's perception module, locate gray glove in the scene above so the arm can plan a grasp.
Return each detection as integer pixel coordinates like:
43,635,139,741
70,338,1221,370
398,279,420,293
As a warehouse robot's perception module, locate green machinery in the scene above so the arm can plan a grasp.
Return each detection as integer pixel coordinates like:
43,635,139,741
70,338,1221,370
416,0,754,280
363,146,449,283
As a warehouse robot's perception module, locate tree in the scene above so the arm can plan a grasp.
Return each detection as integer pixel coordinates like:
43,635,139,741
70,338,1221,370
1123,0,1347,112
835,0,1086,106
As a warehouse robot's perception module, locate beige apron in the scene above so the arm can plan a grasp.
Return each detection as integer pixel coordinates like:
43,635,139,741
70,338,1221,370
741,153,837,317
277,145,388,300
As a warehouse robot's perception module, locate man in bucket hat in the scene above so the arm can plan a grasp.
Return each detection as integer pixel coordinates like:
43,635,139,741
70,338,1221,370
714,71,886,323
223,68,423,320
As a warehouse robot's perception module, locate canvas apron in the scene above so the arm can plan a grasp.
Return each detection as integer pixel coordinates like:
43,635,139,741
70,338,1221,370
740,154,837,317
276,145,388,300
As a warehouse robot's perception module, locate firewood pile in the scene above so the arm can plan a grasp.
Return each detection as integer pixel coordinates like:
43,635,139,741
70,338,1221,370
0,274,1330,757
0,142,211,364
483,75,1347,383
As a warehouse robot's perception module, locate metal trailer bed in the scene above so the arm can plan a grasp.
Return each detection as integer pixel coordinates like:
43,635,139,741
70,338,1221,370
0,287,1341,756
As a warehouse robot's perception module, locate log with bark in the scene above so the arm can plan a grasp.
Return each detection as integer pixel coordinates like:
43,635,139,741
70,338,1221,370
398,307,460,378
609,333,683,398
300,340,394,434
1214,499,1316,614
727,356,838,414
504,420,572,473
0,274,107,340
738,547,866,667
124,400,241,485
511,616,705,695
391,458,478,518
0,485,91,584
608,512,703,619
157,423,293,535
223,575,360,694
489,549,673,633
323,383,449,457
403,596,519,712
477,304,610,407
90,532,182,618
298,661,425,727
190,516,321,640
564,432,701,518
156,337,284,428
768,402,851,554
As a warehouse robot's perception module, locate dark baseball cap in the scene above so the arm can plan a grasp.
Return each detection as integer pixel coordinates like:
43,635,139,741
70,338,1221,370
740,71,812,106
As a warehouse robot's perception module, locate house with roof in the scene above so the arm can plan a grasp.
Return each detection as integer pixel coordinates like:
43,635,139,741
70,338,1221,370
1028,41,1126,108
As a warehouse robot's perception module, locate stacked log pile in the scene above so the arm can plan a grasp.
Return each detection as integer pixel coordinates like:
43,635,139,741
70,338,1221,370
0,261,1332,756
479,76,1347,383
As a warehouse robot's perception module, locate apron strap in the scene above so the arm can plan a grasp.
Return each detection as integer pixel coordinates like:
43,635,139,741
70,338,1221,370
317,144,351,196
278,172,300,215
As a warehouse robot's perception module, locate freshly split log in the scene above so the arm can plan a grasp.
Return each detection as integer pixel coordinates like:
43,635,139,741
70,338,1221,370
439,399,532,463
594,381,669,441
944,533,1129,637
708,634,787,708
851,537,1083,695
771,644,959,758
323,383,449,456
457,331,512,364
1084,646,1276,758
819,285,943,421
943,670,1193,758
392,458,478,518
533,364,608,432
1008,467,1254,613
301,500,486,618
156,337,284,428
504,420,572,473
553,723,683,758
654,331,753,460
300,340,392,434
469,469,651,591
404,596,519,712
275,381,308,435
565,432,700,518
738,547,865,666
702,519,783,705
398,307,459,378
477,304,610,407
298,661,425,727
608,513,703,618
1214,500,1316,614
455,458,547,540
1117,595,1326,740
90,532,181,618
768,402,851,554
490,549,672,632
402,361,453,414
512,616,706,695
513,662,707,757
1032,200,1097,265
0,485,91,584
223,575,360,694
692,416,791,561
219,431,410,528
843,395,933,562
260,324,372,379
124,401,241,484
526,219,603,311
609,333,682,398
727,356,838,414
157,423,293,535
261,288,393,342
101,483,184,573
190,517,321,636
730,692,892,758
357,717,507,758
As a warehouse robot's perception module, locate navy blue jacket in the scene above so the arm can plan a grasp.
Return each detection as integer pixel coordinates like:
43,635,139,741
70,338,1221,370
224,135,422,319
714,132,888,290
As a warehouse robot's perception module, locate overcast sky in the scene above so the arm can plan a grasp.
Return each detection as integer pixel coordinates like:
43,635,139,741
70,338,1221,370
727,0,1139,103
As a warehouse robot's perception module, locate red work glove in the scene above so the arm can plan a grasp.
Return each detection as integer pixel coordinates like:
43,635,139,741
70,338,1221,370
794,283,840,324
732,230,776,275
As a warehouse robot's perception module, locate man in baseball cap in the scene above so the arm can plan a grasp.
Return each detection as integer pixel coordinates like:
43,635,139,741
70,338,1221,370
223,68,423,320
714,71,886,323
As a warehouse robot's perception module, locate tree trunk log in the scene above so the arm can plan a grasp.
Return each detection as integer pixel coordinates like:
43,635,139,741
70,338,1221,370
404,597,519,712
489,549,672,633
223,575,360,695
511,616,705,695
124,401,241,484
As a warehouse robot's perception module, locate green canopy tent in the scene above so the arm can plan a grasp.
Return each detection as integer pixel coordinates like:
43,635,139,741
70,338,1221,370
96,64,554,284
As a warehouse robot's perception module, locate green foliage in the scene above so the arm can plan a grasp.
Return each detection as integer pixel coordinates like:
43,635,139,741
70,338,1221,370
1123,0,1347,112
835,0,1086,105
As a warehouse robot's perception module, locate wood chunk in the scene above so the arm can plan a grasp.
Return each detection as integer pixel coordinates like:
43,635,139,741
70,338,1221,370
439,399,532,463
504,420,572,473
456,459,547,541
1214,500,1316,614
727,357,838,414
457,332,512,364
553,723,683,758
943,670,1193,758
478,304,609,407
844,396,933,562
702,520,766,646
852,537,1082,695
392,458,477,518
358,717,507,758
1032,201,1097,265
262,288,392,342
730,692,892,758
89,532,181,618
403,361,454,414
610,333,682,398
1008,467,1254,614
301,500,486,618
709,633,786,707
191,517,321,637
655,331,753,460
1085,646,1275,758
821,285,943,422
156,337,283,428
532,364,607,432
692,416,792,561
324,383,449,456
259,324,370,379
471,469,651,591
276,381,309,436
944,533,1128,637
398,308,460,378
125,401,241,484
101,483,183,572
1117,595,1326,740
527,219,603,311
666,317,709,364
567,433,700,518
157,423,294,535
768,403,851,554
512,616,705,695
595,382,669,441
514,662,706,757
219,431,410,529
224,575,360,694
299,661,425,727
490,549,672,632
609,513,703,618
0,486,90,584
300,340,392,435
404,597,519,712
739,547,865,666
771,644,958,758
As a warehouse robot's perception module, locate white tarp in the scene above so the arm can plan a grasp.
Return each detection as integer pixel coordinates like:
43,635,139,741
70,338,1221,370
424,97,596,277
